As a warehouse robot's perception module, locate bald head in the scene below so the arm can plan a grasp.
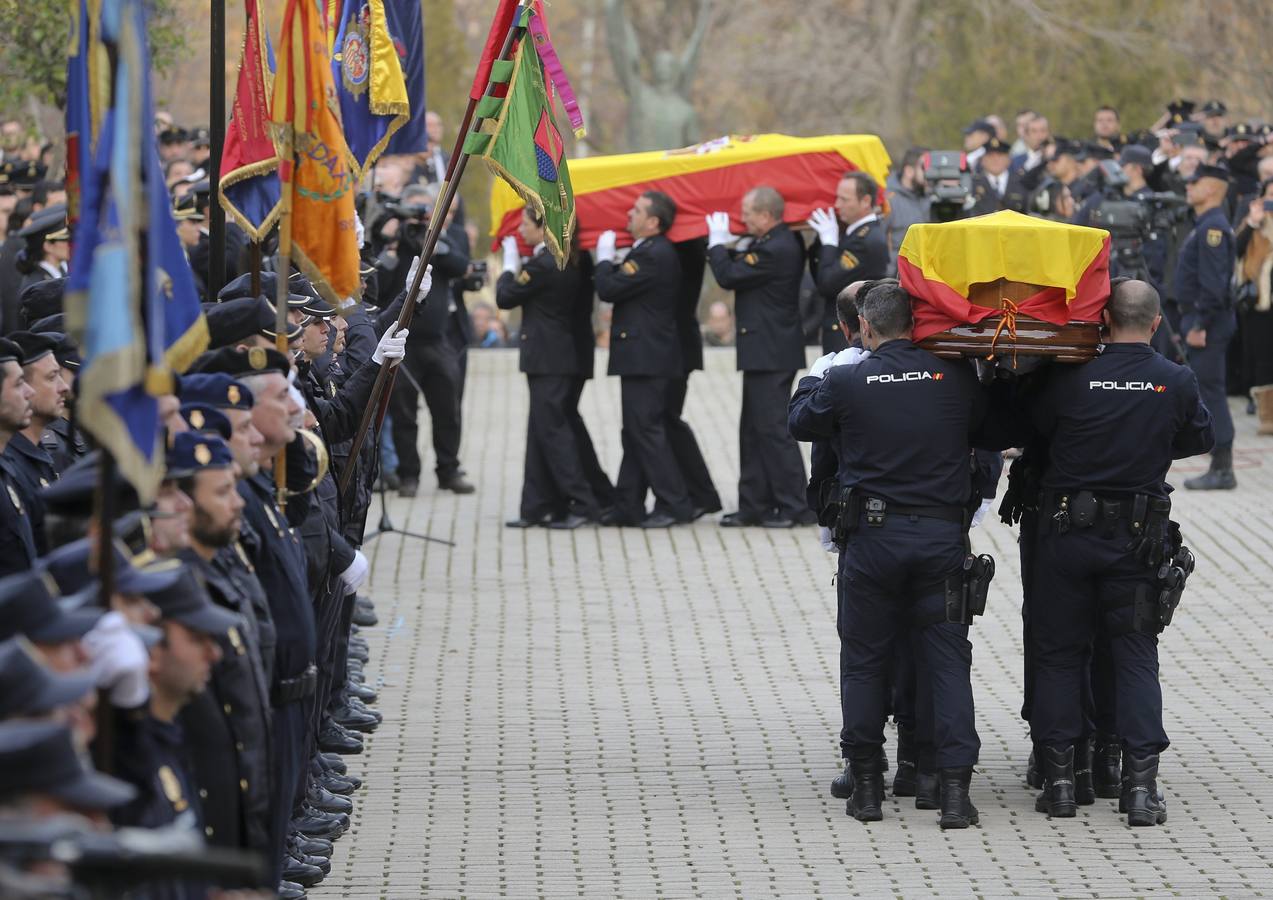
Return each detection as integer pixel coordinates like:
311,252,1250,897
836,280,868,334
1104,279,1161,340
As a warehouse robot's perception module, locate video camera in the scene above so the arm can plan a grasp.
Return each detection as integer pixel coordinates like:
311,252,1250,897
381,200,432,247
922,150,973,223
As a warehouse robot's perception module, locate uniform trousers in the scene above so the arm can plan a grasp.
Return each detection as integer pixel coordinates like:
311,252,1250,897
268,702,306,883
738,370,808,519
837,515,979,768
664,374,720,512
1029,520,1169,758
615,376,691,522
568,378,615,510
390,340,463,482
520,374,600,520
1183,309,1236,447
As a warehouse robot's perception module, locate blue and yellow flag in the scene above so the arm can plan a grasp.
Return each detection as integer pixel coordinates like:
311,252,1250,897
65,0,108,231
332,0,410,180
381,0,428,156
66,0,207,503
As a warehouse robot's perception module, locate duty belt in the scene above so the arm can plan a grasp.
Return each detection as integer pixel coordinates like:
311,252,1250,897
859,498,966,524
271,664,317,706
1042,489,1169,535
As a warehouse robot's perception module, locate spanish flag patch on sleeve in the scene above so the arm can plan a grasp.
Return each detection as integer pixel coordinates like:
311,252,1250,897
622,260,639,275
840,250,859,270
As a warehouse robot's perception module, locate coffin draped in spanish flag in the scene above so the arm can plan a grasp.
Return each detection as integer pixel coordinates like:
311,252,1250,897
898,211,1112,363
488,133,891,249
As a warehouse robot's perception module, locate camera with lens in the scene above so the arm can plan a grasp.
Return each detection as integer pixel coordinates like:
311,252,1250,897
923,150,973,222
381,200,432,249
460,260,488,292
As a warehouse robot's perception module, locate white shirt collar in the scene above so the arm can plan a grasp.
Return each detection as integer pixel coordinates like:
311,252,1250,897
843,212,878,237
532,241,546,256
38,260,63,279
632,237,647,249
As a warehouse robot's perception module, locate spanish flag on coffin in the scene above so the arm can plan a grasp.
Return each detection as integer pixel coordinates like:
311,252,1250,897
897,211,1111,342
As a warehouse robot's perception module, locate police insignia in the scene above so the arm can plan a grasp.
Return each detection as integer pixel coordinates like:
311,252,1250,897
189,410,205,430
840,251,859,270
515,270,531,285
228,626,245,655
1206,229,1223,247
38,477,48,488
329,382,337,397
248,347,267,370
744,253,758,266
227,385,241,405
621,260,639,275
194,443,212,466
6,484,22,514
158,766,188,812
855,226,871,237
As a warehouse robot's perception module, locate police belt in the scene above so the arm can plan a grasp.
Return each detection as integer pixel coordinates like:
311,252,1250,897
859,499,966,524
271,664,317,706
1041,489,1168,531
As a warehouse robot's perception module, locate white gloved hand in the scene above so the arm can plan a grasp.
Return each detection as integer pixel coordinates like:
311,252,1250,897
404,257,432,302
501,236,521,274
970,497,994,529
83,611,150,709
705,211,732,248
372,326,409,366
595,230,617,263
285,373,307,428
807,207,841,247
354,213,366,250
808,351,838,379
339,549,370,594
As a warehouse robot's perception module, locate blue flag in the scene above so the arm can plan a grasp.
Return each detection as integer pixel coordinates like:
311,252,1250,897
333,0,410,180
381,0,428,156
66,0,207,504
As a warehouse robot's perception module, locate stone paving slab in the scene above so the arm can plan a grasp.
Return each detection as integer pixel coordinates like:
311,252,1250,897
317,347,1273,899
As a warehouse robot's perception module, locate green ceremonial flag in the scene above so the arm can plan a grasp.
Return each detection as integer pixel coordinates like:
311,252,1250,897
464,9,575,268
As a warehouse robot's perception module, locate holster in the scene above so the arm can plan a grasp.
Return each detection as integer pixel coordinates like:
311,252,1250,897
814,478,840,528
943,553,996,626
831,486,859,547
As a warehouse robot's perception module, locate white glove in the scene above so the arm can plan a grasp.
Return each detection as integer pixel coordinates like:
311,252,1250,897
808,351,838,379
404,257,432,302
286,374,307,428
819,526,837,553
501,236,521,274
807,207,841,247
970,497,994,529
83,611,150,708
705,211,732,248
354,213,366,249
595,230,617,263
372,326,409,366
339,549,370,594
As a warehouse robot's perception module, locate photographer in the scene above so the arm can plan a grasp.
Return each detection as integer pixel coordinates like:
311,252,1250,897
1236,179,1273,402
1075,145,1171,288
883,147,932,272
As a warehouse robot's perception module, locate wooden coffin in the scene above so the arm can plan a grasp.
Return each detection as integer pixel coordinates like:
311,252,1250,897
916,278,1101,366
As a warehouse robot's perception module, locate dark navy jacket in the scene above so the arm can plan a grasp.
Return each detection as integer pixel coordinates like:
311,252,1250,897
1172,205,1234,330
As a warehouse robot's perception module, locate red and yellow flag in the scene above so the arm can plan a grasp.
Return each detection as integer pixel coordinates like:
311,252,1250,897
271,0,361,308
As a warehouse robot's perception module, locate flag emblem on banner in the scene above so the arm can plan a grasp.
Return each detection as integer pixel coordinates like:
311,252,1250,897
533,110,563,182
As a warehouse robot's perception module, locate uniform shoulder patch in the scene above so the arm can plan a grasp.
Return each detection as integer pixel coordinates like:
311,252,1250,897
854,225,871,238
1206,228,1223,247
158,765,189,812
621,259,639,275
6,484,22,515
743,252,758,266
515,269,531,285
839,250,860,270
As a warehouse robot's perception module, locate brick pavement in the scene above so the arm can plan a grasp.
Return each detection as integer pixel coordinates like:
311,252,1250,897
318,347,1273,899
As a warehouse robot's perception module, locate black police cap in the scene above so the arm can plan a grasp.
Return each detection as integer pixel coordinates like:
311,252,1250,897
0,720,137,810
1186,163,1231,184
17,203,67,239
219,270,312,309
962,118,994,136
1201,99,1227,117
10,162,47,189
42,537,183,597
18,276,64,327
145,566,241,636
1051,138,1082,157
190,126,211,147
0,637,95,719
167,431,234,478
0,569,102,644
158,126,188,144
1118,144,1153,169
1227,122,1255,141
981,137,1010,155
173,191,205,222
8,331,58,366
0,337,23,366
180,373,254,410
188,345,291,377
29,313,66,334
49,332,79,371
204,296,301,347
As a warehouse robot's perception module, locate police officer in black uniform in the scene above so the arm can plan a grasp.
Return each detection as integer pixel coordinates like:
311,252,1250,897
789,283,991,829
807,172,889,353
595,191,693,527
1174,163,1237,490
41,331,88,476
497,208,602,528
1025,280,1212,826
3,332,63,554
968,138,1029,216
706,186,811,527
0,337,38,577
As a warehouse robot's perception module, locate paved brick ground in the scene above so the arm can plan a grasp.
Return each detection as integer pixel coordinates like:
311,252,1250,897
319,348,1273,899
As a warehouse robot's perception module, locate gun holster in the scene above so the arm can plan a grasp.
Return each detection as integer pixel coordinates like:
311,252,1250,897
831,487,859,547
943,553,996,625
815,478,840,528
1131,541,1193,634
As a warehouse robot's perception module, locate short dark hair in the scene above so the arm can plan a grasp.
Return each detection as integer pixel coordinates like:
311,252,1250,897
841,171,878,205
744,185,784,220
1107,279,1160,330
858,282,913,339
1096,105,1120,119
835,286,859,333
900,147,928,171
640,190,676,233
524,207,545,227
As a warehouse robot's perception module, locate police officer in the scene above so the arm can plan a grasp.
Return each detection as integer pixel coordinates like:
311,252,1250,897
4,332,64,552
1174,163,1237,490
1025,280,1212,826
497,209,602,528
807,172,889,353
705,187,811,527
968,138,1029,216
788,283,989,829
40,332,87,476
0,337,37,576
595,191,693,527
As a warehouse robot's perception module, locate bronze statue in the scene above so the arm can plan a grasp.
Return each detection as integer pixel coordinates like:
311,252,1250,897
604,0,714,152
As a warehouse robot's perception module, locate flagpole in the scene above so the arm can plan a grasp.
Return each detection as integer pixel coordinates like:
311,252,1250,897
208,0,227,297
274,215,291,509
337,0,533,502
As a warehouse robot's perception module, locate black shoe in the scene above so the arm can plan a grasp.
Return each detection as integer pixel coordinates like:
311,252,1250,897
347,642,370,664
1184,468,1236,490
691,502,723,521
1121,754,1168,826
1093,732,1122,799
287,841,332,877
720,512,762,527
548,513,593,530
1026,748,1043,790
1035,745,1077,818
321,773,359,795
1074,736,1096,806
319,752,347,775
294,836,333,857
346,680,378,704
505,515,548,528
397,478,419,498
308,785,354,815
439,474,476,494
291,811,344,840
278,880,307,900
761,515,798,528
892,726,917,797
301,804,349,833
318,721,364,755
914,770,941,810
829,761,853,799
599,509,638,527
939,767,979,829
331,703,379,734
846,750,885,822
640,512,683,529
283,855,324,888
351,600,379,628
347,695,382,724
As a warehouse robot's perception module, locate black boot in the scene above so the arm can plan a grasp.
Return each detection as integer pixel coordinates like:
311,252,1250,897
938,767,979,829
1093,732,1121,799
1121,754,1168,826
892,726,917,797
1074,736,1096,806
1034,745,1077,818
846,749,885,822
914,770,940,810
1025,746,1043,790
1185,445,1237,490
829,761,853,800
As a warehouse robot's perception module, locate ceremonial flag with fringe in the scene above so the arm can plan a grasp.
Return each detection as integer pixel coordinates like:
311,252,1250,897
219,0,281,241
65,0,108,230
66,0,208,504
465,5,575,267
272,0,362,307
332,0,409,179
381,0,429,156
